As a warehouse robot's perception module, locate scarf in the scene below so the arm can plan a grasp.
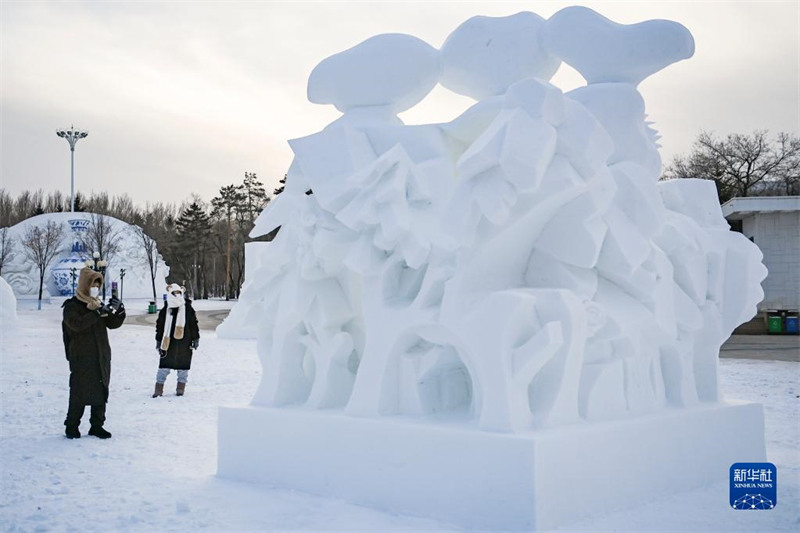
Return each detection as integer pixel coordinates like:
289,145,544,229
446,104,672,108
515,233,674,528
75,267,103,311
161,287,186,351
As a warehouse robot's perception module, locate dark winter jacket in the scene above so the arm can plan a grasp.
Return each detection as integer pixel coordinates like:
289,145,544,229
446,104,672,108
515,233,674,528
155,301,200,370
62,297,126,405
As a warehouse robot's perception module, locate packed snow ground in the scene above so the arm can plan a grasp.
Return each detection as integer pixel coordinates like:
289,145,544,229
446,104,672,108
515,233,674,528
1,303,798,532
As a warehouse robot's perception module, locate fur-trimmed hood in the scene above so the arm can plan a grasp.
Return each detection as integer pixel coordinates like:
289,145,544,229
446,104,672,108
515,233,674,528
76,267,103,310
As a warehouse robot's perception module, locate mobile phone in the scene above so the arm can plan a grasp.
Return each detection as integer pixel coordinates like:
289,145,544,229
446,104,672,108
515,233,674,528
111,282,119,300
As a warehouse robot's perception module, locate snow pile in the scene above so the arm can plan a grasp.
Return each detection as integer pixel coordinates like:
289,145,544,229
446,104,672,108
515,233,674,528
225,6,766,432
2,213,169,301
0,276,18,329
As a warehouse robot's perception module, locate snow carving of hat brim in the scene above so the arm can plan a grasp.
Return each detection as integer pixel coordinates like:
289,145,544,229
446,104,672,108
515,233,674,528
440,12,561,101
307,33,442,113
543,6,694,86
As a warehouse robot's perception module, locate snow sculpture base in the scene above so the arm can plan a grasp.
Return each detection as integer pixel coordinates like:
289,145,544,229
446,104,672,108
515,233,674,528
218,401,765,530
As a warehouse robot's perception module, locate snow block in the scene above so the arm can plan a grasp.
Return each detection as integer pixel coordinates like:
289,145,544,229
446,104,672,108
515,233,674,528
308,33,441,113
218,401,765,531
441,12,560,101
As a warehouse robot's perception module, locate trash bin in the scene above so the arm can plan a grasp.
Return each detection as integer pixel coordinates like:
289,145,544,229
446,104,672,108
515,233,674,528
767,313,783,334
148,301,157,314
786,315,799,335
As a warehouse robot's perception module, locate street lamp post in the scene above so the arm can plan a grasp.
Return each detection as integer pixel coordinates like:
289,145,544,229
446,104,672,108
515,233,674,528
119,268,126,299
56,125,89,212
70,267,77,297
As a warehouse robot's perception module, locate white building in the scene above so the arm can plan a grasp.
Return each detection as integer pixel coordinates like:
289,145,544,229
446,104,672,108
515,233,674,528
722,196,800,312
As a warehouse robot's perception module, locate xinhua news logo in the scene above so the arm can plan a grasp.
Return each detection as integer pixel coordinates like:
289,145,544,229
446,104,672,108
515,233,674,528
730,462,777,510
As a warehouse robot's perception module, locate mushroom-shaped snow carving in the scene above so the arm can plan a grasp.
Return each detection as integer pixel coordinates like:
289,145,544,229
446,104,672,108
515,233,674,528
307,33,441,113
441,12,561,101
543,6,694,86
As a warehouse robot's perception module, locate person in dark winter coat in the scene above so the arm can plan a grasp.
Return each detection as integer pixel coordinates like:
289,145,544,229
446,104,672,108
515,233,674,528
62,267,126,439
153,284,200,397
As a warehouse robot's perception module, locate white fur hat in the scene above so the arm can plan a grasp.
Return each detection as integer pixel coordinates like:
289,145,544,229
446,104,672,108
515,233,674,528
166,283,184,295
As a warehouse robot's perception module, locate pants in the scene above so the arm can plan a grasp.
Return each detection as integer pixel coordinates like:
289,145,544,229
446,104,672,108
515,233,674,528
156,368,189,384
65,400,106,429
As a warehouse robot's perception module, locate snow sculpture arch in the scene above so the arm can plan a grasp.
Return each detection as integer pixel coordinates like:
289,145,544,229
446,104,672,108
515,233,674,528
2,213,169,301
227,7,765,433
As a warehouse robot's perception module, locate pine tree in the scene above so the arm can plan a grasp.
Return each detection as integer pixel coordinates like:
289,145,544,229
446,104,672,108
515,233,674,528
239,172,269,224
176,201,212,298
211,185,243,300
72,192,86,212
273,174,287,195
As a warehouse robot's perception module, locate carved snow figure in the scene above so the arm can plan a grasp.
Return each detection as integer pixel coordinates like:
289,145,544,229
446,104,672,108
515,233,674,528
218,7,769,529
224,7,766,431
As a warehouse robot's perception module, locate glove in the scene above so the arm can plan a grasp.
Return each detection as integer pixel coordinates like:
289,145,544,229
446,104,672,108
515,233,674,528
97,304,112,317
109,297,125,315
191,339,199,350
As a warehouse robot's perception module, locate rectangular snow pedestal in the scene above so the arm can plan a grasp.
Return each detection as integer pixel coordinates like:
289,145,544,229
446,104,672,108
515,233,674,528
217,401,765,530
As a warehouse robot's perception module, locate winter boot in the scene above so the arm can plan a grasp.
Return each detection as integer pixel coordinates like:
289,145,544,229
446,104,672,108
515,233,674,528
88,426,112,439
65,426,81,439
152,383,164,398
176,382,186,396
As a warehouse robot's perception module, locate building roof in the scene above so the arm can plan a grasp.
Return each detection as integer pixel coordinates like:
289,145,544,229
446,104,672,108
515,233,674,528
721,196,800,220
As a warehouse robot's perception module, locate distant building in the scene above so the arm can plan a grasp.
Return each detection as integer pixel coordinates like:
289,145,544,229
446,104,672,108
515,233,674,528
722,196,800,312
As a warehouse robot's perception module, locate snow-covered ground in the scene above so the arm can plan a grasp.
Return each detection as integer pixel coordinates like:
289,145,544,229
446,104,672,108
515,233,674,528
1,303,798,532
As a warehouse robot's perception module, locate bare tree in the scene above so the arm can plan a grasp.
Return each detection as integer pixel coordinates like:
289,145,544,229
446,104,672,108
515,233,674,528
79,212,123,265
0,227,17,276
0,190,15,227
663,130,800,203
110,194,138,222
44,190,67,213
14,191,34,223
130,217,163,302
775,132,800,195
21,220,65,310
85,191,111,215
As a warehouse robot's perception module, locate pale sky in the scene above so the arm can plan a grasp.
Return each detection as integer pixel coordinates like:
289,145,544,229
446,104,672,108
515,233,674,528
1,0,798,206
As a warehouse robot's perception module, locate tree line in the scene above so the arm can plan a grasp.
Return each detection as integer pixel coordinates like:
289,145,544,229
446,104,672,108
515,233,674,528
661,130,800,203
0,172,281,301
3,129,796,301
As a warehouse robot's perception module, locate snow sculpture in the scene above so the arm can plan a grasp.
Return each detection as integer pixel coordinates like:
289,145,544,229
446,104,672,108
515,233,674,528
52,219,94,295
440,12,560,100
219,7,767,529
2,213,169,301
0,276,18,329
234,8,763,427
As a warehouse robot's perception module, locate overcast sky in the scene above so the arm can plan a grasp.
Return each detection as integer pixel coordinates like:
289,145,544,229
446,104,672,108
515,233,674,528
1,0,798,207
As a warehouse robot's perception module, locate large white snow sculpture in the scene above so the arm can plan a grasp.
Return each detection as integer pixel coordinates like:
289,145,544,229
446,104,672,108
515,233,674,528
2,213,169,301
219,7,767,530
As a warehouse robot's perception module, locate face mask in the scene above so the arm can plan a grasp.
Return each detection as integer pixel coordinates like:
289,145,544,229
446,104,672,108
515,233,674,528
167,293,185,308
89,287,100,298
